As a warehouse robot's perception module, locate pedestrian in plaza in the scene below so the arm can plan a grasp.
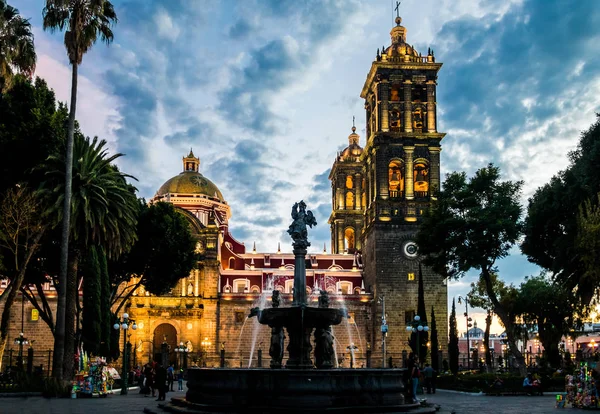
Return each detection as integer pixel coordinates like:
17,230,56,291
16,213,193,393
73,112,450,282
155,363,168,401
143,364,155,397
178,368,184,391
407,354,420,403
167,364,175,392
422,363,435,394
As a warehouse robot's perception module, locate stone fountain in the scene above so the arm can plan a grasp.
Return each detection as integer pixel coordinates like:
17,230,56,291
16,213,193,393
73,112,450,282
159,202,437,413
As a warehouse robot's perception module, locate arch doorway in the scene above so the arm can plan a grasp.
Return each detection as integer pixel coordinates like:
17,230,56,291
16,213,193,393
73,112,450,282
153,323,177,365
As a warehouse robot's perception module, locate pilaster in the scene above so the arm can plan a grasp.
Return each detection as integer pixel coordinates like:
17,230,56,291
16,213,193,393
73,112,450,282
404,146,415,200
427,81,436,132
403,81,412,133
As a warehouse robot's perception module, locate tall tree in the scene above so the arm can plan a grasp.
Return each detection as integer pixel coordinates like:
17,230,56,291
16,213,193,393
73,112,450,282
416,164,527,375
98,246,111,358
514,275,580,368
0,76,67,194
409,263,429,363
108,201,199,311
0,186,46,369
42,0,118,380
0,0,36,91
523,116,600,305
448,299,459,375
576,193,600,297
81,246,101,355
430,305,439,371
39,135,137,379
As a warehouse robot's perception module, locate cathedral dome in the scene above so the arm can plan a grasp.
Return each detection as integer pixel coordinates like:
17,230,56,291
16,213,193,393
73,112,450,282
154,149,225,201
156,171,224,201
339,126,363,161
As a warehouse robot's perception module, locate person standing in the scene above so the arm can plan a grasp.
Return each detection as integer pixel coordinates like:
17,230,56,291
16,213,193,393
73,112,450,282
155,364,168,401
422,363,435,394
167,364,175,392
177,368,184,391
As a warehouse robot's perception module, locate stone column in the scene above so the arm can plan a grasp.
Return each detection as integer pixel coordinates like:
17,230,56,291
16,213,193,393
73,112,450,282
404,146,415,200
337,221,344,253
355,173,362,210
404,81,413,133
194,269,199,297
429,147,441,199
292,245,307,306
378,80,389,132
427,81,436,132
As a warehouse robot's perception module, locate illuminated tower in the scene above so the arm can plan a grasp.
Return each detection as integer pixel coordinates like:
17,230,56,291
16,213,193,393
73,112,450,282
357,14,448,364
328,123,365,254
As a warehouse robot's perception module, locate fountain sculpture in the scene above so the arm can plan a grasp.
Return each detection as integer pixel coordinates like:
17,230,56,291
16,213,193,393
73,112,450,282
162,201,437,413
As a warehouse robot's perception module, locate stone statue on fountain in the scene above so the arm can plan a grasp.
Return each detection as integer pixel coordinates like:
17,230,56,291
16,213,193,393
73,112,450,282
314,290,335,368
287,200,317,250
269,290,285,368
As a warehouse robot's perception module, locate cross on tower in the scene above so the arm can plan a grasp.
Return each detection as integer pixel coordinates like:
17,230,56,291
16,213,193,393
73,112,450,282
395,1,401,18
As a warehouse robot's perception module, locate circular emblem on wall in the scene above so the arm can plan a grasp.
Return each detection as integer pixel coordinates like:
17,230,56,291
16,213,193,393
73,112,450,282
190,175,207,187
403,241,419,259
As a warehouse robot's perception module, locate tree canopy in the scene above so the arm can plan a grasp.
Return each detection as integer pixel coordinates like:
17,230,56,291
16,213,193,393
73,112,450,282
416,164,527,373
522,115,600,304
0,0,36,90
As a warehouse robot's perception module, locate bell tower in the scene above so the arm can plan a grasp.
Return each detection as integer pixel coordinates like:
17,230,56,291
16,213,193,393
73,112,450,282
328,121,365,254
360,14,448,365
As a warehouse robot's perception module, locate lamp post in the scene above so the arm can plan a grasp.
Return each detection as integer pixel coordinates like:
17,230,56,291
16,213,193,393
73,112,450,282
406,315,429,365
201,337,211,367
457,296,472,370
14,332,29,371
174,342,189,369
113,313,137,395
378,296,388,368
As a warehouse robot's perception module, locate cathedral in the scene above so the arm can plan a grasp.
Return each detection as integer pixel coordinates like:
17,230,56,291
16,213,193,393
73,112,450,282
1,14,447,371
123,14,447,368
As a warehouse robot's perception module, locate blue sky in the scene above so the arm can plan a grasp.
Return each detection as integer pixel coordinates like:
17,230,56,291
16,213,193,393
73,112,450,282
12,0,600,333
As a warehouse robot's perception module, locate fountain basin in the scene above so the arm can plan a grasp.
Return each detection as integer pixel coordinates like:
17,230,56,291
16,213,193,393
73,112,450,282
180,367,434,413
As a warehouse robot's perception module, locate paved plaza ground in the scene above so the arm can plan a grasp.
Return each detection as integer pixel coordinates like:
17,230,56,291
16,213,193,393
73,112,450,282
0,388,561,413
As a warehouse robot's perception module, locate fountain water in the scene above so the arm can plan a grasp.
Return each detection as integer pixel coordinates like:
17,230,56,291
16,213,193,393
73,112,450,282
170,201,437,413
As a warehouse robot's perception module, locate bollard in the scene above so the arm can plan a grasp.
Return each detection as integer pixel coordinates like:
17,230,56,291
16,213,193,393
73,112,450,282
27,347,33,374
220,349,225,368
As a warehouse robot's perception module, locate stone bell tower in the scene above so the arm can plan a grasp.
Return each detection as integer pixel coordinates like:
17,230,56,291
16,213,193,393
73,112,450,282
328,121,365,254
359,14,448,365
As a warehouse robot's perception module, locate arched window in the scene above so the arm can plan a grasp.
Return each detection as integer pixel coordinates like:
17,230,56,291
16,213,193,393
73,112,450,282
337,281,353,295
233,279,249,293
344,228,355,251
388,160,404,198
346,192,354,209
414,162,429,196
251,285,261,293
413,107,424,130
346,175,353,189
285,279,294,294
390,85,400,101
390,109,401,131
228,257,235,270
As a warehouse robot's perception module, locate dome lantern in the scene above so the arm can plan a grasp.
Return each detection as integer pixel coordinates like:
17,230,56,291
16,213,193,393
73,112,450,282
183,148,200,172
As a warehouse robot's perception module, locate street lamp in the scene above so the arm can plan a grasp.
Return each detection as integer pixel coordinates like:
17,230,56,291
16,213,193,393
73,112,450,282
174,342,189,368
14,332,29,370
113,313,137,395
201,337,211,367
406,315,429,365
457,296,472,370
378,296,388,368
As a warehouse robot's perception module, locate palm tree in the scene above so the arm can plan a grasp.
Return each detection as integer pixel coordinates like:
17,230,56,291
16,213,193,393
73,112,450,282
42,0,117,381
0,0,36,91
40,134,137,379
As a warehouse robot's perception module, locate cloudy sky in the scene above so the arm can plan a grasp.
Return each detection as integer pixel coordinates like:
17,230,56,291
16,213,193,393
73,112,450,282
12,0,600,333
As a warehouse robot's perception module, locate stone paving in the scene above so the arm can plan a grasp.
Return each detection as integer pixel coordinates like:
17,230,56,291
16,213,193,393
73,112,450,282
0,388,562,413
426,390,560,414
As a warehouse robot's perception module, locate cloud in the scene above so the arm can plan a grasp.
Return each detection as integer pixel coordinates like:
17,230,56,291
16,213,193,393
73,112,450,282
154,9,181,42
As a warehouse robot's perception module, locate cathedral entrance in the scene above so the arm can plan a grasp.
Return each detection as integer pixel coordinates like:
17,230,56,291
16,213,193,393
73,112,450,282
153,323,178,365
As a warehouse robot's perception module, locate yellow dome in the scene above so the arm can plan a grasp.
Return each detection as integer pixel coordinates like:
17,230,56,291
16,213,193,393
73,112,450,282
156,171,225,201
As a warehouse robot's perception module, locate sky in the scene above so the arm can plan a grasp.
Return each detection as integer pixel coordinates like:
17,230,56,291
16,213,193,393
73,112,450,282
11,0,600,334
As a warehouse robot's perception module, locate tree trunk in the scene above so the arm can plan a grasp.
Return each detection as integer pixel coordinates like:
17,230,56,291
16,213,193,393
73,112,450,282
54,62,78,380
62,250,79,380
484,311,492,372
0,229,45,371
481,269,526,376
